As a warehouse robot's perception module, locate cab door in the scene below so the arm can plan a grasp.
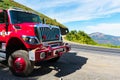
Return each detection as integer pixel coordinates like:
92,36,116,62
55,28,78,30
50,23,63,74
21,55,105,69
0,10,8,42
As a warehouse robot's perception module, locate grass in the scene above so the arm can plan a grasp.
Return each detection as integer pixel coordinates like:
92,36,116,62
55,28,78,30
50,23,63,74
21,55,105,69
94,43,120,49
64,37,120,49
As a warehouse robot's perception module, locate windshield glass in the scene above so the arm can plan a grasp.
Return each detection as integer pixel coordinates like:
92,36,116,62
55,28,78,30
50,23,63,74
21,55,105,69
10,10,41,24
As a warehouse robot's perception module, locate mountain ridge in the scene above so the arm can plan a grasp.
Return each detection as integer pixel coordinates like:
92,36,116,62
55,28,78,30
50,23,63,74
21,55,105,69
89,32,120,46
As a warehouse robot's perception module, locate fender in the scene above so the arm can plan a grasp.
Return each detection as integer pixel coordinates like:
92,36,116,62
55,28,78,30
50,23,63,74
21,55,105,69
6,34,29,49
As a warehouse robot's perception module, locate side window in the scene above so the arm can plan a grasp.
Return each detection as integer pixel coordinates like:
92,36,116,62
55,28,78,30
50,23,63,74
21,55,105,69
0,12,5,23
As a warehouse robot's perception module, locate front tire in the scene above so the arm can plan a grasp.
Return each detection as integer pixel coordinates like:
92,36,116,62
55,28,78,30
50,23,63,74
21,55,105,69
8,50,34,76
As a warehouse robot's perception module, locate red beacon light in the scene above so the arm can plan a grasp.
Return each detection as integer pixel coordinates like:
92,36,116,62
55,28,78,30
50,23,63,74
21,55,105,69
42,35,46,40
56,34,59,39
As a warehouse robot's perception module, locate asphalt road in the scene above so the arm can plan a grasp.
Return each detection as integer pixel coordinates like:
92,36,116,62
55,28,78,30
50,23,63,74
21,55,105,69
0,43,120,80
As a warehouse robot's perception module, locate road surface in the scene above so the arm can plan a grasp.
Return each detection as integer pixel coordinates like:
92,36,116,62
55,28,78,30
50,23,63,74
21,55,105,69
0,43,120,80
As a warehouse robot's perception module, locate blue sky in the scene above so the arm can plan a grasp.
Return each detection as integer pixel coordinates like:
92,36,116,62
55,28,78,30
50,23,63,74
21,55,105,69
14,0,120,36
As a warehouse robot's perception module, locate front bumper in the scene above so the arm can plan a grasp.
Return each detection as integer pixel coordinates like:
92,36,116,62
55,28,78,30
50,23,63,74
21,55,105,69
29,43,71,61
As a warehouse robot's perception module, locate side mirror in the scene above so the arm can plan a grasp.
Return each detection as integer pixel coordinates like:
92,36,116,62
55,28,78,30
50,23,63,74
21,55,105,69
3,10,9,27
3,10,9,33
5,22,9,27
42,18,46,24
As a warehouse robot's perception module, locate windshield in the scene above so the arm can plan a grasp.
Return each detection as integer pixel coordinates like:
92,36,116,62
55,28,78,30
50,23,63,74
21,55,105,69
10,10,41,24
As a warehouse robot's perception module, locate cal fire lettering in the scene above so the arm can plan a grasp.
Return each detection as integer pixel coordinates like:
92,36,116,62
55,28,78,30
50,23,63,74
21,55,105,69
0,30,11,37
1,30,5,37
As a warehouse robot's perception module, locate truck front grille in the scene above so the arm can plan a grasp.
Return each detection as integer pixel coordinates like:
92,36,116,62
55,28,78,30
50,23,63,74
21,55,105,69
39,27,60,42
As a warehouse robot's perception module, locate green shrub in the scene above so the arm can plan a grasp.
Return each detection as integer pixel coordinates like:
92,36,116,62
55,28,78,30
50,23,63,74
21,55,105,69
66,30,97,45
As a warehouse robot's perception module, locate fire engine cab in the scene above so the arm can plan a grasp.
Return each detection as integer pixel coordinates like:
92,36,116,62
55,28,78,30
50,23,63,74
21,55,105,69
0,8,70,76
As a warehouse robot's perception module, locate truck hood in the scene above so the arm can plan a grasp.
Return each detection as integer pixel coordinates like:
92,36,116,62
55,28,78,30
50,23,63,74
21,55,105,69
13,22,39,36
13,22,59,37
14,22,56,28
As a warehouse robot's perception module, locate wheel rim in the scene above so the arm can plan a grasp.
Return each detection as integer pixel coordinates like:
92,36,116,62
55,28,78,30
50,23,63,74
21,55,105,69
13,57,26,73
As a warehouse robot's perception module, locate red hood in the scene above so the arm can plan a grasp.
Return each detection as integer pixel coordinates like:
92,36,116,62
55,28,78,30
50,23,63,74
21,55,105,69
13,22,39,36
15,22,38,28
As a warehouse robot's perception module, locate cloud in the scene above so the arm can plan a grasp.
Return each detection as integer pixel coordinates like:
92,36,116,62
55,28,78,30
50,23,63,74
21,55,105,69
51,0,120,23
14,0,120,23
14,0,76,10
83,23,120,36
55,0,120,23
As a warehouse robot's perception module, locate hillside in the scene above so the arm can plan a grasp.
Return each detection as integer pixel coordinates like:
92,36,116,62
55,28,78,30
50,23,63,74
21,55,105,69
0,0,68,35
89,32,120,46
65,30,97,45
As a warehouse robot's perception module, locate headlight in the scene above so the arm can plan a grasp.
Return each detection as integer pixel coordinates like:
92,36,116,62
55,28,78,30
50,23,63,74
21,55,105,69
40,52,46,59
22,35,40,44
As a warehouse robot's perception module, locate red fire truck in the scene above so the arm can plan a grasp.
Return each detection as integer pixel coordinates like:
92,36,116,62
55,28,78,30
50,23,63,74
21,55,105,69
0,8,70,76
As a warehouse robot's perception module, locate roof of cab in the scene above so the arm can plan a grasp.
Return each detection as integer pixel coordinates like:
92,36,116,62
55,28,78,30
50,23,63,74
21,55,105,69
8,7,36,14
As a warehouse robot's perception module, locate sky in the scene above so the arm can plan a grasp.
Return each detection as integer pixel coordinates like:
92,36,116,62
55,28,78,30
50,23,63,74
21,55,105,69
14,0,120,36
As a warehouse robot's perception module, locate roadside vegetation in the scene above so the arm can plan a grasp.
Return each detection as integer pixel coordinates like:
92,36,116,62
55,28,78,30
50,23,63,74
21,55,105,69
65,30,97,45
65,30,120,48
